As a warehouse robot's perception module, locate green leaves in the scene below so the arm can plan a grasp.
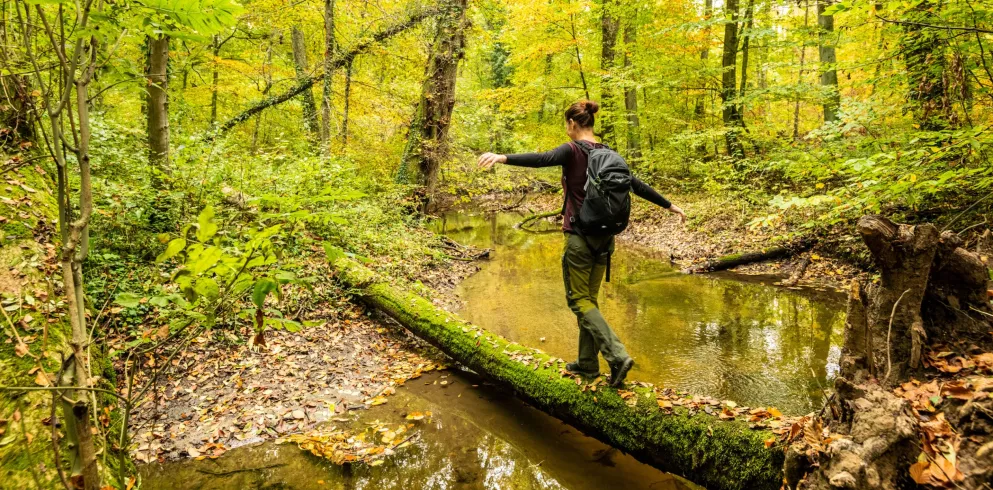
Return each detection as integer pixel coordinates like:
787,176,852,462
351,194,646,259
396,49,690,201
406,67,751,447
139,0,245,35
821,1,850,15
194,278,220,301
114,293,144,308
197,206,219,242
252,277,280,309
157,238,186,262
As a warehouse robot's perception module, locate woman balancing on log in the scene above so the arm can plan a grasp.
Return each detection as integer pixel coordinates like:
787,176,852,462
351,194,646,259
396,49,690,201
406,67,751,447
477,99,686,387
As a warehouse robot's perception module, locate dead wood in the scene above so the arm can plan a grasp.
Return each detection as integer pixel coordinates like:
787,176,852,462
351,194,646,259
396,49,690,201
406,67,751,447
688,237,816,273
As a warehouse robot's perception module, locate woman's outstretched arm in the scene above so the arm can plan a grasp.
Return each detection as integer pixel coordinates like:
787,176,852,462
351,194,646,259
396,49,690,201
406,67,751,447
632,176,686,223
478,143,572,169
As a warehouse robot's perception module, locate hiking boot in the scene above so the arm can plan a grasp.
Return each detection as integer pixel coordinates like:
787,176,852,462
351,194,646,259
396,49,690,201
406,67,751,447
608,358,634,388
565,361,599,378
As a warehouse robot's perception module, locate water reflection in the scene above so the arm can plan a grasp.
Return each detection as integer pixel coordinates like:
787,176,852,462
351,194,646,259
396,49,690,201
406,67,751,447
140,371,698,490
140,417,565,490
433,212,845,414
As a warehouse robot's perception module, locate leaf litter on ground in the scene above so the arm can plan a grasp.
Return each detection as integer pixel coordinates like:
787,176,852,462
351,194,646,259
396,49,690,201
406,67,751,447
122,302,446,464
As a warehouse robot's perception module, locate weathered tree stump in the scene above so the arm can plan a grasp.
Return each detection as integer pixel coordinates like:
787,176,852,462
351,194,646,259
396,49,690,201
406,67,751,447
797,216,993,489
843,215,940,385
924,230,993,342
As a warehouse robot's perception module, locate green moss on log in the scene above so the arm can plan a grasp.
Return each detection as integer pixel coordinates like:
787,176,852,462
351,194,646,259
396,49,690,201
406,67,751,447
0,162,72,488
330,253,785,490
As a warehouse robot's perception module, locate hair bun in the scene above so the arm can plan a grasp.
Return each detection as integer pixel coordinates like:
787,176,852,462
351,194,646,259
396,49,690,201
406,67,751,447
584,101,600,114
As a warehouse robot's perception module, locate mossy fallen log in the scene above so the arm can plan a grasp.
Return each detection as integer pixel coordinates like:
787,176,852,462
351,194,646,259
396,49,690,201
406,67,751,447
689,238,816,273
327,250,785,490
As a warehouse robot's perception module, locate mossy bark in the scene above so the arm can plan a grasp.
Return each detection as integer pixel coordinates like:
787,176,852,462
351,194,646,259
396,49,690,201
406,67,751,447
0,165,68,487
689,238,816,273
329,252,784,490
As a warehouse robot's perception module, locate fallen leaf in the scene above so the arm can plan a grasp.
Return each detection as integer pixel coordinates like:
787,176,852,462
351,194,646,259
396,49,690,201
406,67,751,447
909,459,930,485
365,396,387,406
405,411,432,421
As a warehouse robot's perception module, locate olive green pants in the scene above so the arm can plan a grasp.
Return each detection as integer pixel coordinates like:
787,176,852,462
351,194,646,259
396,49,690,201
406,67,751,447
561,233,630,372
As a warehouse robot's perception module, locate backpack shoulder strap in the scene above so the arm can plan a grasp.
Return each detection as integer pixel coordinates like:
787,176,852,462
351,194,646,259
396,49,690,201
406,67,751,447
572,139,594,154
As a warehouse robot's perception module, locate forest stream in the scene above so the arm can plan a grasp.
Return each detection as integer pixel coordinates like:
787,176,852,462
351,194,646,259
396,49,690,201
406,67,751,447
437,211,847,415
139,210,847,489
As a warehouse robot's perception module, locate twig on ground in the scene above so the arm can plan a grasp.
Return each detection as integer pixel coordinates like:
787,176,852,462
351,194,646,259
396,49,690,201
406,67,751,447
496,192,527,212
958,218,988,236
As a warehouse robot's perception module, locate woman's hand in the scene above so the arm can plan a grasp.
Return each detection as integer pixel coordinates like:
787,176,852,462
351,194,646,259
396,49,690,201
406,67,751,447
477,152,506,170
668,204,687,224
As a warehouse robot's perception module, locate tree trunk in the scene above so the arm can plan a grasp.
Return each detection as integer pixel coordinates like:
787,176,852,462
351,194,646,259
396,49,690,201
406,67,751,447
923,230,993,341
399,0,468,211
328,252,785,490
252,32,276,154
899,0,951,130
694,0,713,119
147,35,170,171
568,14,591,101
811,218,993,489
622,21,641,163
720,0,744,158
538,53,554,122
0,74,33,146
689,238,816,273
816,0,841,123
843,216,940,385
341,58,353,145
210,35,220,126
321,0,336,154
792,1,810,140
291,26,320,140
738,0,754,103
600,0,619,146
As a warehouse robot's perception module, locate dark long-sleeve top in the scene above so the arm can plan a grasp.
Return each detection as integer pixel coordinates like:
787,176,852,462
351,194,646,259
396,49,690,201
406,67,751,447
504,142,671,232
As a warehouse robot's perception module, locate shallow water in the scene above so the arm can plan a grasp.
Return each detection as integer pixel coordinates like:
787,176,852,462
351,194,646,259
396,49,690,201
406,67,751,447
434,211,846,414
140,371,698,490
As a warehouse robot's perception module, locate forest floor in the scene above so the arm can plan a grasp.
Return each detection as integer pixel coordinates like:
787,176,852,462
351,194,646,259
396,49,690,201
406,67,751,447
123,258,478,463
